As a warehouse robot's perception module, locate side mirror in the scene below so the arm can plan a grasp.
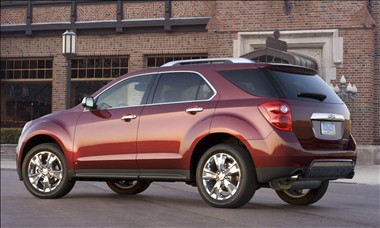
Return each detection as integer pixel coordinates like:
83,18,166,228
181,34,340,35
81,97,95,109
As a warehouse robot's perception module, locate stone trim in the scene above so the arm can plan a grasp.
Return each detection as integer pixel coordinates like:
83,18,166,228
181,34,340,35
234,29,343,84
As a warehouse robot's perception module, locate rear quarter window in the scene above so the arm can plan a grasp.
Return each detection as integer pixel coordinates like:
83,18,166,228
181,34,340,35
218,69,279,97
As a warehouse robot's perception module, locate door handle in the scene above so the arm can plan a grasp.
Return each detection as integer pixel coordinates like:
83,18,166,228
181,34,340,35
121,114,137,121
186,106,204,114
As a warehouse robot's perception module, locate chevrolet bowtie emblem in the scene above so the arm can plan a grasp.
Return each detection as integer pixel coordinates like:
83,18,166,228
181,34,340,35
328,114,336,120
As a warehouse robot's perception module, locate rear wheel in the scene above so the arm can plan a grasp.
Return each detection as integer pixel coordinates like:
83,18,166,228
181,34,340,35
275,180,329,205
106,180,151,194
21,143,75,199
196,144,257,208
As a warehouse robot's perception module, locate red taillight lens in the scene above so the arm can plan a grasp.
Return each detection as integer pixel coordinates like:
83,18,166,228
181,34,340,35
258,101,292,131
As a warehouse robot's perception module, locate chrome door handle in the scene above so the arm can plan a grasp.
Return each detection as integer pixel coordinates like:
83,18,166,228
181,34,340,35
186,107,204,114
121,114,137,121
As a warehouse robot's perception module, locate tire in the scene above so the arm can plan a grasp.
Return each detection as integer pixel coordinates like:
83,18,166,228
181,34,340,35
21,143,75,199
106,180,151,194
275,180,329,205
196,144,257,208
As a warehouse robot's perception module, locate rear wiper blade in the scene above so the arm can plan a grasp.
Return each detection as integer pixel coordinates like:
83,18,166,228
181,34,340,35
297,92,327,101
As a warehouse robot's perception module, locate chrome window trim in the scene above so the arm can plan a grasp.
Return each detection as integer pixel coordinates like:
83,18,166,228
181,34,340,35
310,113,346,121
83,70,217,112
147,70,217,106
82,73,156,112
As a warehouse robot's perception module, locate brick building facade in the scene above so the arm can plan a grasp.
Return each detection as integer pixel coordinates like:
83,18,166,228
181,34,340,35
1,1,379,161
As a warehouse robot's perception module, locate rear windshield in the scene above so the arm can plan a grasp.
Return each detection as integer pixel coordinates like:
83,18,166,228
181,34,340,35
219,68,343,103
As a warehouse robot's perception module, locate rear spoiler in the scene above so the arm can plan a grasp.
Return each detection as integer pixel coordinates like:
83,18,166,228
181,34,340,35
266,64,317,75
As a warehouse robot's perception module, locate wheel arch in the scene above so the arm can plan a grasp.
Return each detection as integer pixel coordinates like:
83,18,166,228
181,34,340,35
190,133,257,183
18,134,68,181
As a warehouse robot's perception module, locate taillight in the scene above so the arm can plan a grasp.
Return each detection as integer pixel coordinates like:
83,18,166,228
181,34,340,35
258,101,292,131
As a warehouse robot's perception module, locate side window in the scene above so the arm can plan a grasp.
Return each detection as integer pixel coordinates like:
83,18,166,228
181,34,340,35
152,72,213,103
219,69,279,98
96,74,153,110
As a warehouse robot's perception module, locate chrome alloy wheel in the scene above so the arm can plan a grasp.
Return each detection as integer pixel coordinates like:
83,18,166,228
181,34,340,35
113,180,138,189
202,153,241,200
283,189,311,198
27,151,63,193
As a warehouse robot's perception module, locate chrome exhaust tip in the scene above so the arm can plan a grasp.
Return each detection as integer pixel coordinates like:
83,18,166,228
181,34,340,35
290,170,303,182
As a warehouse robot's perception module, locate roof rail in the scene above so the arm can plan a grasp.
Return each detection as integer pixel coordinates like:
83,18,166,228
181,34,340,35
161,58,254,67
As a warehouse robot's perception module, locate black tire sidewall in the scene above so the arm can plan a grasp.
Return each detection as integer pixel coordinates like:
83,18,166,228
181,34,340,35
106,180,151,194
21,143,74,199
196,144,256,208
275,180,329,205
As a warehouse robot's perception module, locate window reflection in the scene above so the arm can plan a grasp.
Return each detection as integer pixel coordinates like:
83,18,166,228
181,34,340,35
1,82,52,128
70,80,110,108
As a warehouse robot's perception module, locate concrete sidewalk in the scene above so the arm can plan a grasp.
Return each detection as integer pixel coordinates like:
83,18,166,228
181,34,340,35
2,158,379,186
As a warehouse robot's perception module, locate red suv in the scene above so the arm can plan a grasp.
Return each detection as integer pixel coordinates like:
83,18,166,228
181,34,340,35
16,58,356,208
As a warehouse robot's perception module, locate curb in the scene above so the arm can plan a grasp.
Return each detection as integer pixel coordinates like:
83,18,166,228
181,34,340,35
1,159,16,170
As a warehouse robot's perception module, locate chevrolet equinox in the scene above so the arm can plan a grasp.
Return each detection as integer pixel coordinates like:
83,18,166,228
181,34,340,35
16,58,356,208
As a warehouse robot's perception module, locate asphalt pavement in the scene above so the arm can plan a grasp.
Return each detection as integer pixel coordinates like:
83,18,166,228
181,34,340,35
2,168,380,227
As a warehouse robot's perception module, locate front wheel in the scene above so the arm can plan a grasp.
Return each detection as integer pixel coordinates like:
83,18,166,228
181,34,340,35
106,180,151,194
196,144,257,208
21,143,75,199
275,180,329,205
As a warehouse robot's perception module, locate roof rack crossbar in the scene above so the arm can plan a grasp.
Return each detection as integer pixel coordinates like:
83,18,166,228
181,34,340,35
161,58,254,67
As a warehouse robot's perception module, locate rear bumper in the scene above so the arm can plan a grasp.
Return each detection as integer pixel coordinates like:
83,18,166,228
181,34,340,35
246,131,357,183
256,159,355,183
306,159,355,179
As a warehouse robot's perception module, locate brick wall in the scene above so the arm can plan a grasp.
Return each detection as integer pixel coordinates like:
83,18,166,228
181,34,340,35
209,1,373,31
172,1,213,18
0,1,378,145
77,3,116,21
372,1,380,145
336,29,375,145
52,55,68,111
124,1,164,19
33,6,70,23
76,32,209,71
0,7,26,24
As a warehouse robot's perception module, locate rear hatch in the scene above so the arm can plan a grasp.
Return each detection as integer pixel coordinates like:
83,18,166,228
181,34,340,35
268,67,354,150
218,65,355,151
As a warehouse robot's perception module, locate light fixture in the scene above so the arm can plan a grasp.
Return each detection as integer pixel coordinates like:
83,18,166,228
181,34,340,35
62,30,77,109
62,30,76,58
330,75,357,101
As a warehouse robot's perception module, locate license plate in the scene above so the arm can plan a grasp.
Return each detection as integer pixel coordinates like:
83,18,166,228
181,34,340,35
321,122,336,135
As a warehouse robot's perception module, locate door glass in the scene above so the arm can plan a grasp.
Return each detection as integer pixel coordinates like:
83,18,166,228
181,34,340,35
152,72,213,103
96,75,153,110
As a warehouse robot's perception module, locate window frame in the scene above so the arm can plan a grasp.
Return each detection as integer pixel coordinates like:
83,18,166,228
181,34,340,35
71,56,129,80
85,73,157,111
147,70,217,105
1,58,53,81
145,54,208,68
84,70,217,112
